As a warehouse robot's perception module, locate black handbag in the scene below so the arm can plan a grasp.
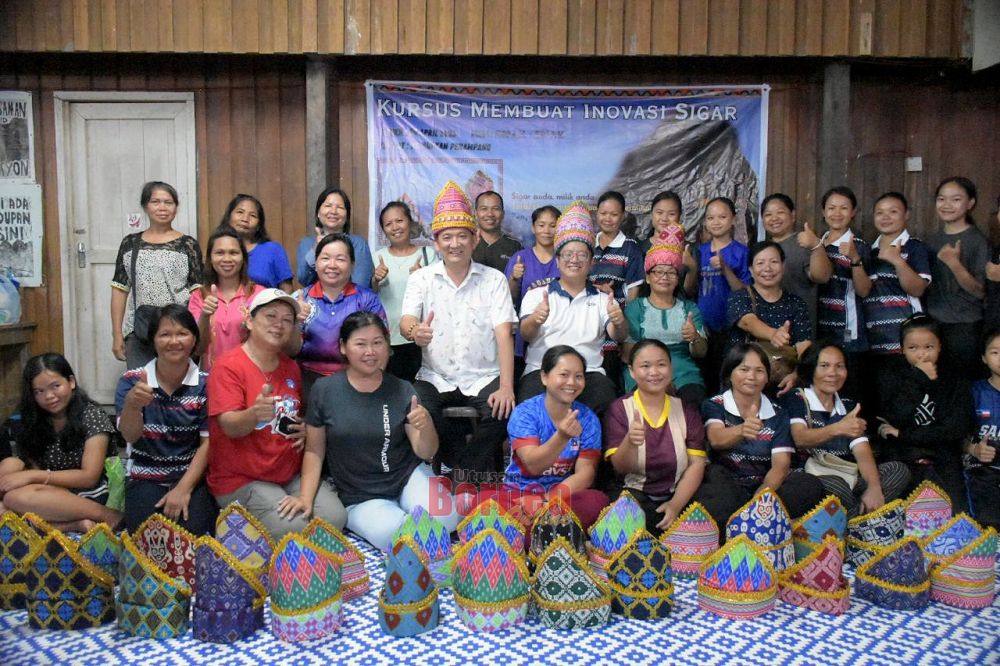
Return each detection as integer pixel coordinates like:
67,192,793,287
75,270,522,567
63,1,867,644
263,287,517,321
128,234,159,342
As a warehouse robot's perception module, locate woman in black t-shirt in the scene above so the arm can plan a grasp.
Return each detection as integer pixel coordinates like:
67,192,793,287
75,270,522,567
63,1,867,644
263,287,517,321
0,353,122,532
305,312,460,551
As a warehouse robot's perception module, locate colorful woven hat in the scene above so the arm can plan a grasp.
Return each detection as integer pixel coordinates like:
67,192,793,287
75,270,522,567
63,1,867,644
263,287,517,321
452,528,531,632
378,536,440,637
269,533,344,642
725,488,795,572
659,502,720,579
529,495,588,567
927,519,998,610
554,200,595,255
588,491,645,580
304,517,369,601
531,537,611,630
854,537,929,610
923,513,987,565
0,512,41,610
21,511,56,537
777,536,850,615
192,536,266,643
644,224,685,273
845,499,905,567
792,495,847,561
457,498,525,553
606,529,674,620
392,505,453,586
24,530,115,630
903,480,952,538
431,180,476,235
698,535,777,620
133,513,198,588
116,530,191,638
215,502,275,587
78,523,121,581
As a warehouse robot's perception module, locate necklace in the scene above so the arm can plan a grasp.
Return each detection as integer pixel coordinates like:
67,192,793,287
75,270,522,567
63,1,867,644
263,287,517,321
242,344,276,384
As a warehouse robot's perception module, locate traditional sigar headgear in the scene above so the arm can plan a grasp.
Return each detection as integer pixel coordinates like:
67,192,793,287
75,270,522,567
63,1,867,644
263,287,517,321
379,536,440,637
392,505,453,586
529,495,588,567
854,537,930,610
644,224,685,273
117,530,192,639
725,488,795,572
792,495,847,561
192,536,266,643
587,491,645,581
659,502,719,579
457,498,526,553
606,529,674,620
554,200,596,255
452,528,531,632
0,512,41,610
304,517,369,601
903,480,952,539
778,536,850,615
78,523,122,582
698,535,777,620
923,514,998,609
24,530,116,630
846,499,905,567
268,533,344,642
431,180,476,236
532,537,611,630
215,502,275,589
132,514,198,589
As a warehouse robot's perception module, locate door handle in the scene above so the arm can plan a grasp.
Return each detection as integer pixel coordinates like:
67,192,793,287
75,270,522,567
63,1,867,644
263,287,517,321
77,242,86,268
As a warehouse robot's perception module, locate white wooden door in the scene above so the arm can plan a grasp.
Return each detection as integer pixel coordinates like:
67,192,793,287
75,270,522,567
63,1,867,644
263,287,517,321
55,93,197,404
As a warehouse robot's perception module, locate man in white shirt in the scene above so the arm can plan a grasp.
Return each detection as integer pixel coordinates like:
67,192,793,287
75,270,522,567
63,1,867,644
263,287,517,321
518,201,627,414
400,181,517,486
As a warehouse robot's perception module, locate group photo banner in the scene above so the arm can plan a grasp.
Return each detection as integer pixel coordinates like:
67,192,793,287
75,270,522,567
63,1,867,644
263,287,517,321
366,81,769,250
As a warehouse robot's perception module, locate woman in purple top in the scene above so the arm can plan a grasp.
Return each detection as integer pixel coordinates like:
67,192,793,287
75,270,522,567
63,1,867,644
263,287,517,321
505,205,560,359
290,233,386,407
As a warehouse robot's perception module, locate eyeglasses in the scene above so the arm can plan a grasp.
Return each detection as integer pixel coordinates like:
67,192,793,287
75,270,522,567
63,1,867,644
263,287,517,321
559,251,591,261
648,269,678,279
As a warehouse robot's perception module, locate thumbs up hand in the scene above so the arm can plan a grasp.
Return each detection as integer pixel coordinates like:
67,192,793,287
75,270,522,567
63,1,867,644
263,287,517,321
373,256,389,284
627,408,646,447
797,222,820,249
606,293,625,327
839,237,858,263
251,383,277,422
683,243,698,271
406,394,431,432
937,240,962,270
533,291,551,325
511,254,525,280
741,415,764,440
839,403,867,438
202,284,220,317
413,311,435,347
126,368,155,409
409,257,423,274
770,320,792,348
681,311,698,342
296,290,312,322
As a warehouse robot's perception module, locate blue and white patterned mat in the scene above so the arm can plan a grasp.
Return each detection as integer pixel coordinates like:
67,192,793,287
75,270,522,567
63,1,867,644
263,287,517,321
2,535,999,666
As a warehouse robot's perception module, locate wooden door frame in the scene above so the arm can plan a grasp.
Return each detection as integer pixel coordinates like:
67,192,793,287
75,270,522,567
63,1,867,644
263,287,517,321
53,91,196,367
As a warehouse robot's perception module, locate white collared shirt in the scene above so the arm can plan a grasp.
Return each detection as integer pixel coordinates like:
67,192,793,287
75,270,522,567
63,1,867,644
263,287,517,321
401,260,516,395
520,282,610,374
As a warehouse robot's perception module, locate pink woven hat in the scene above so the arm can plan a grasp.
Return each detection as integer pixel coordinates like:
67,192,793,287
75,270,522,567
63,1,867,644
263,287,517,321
644,223,684,273
431,180,476,236
555,201,595,255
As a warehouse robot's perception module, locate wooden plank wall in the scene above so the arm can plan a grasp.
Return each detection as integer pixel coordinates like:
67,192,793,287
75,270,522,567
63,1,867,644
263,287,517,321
0,0,967,59
0,54,307,355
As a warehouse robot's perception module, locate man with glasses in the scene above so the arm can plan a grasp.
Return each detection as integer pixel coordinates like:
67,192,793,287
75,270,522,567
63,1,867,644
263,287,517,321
517,201,627,414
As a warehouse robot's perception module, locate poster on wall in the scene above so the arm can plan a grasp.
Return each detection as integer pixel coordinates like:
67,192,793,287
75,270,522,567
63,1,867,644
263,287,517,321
0,182,43,286
0,91,35,182
366,81,768,250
